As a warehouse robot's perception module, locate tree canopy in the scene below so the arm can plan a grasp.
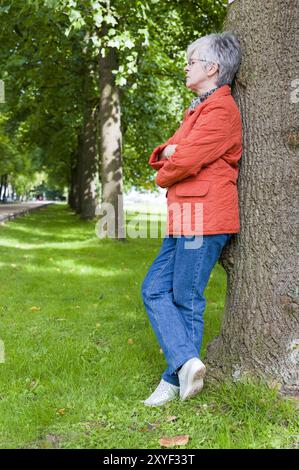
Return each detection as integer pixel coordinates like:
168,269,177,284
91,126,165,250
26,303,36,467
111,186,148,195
0,0,227,197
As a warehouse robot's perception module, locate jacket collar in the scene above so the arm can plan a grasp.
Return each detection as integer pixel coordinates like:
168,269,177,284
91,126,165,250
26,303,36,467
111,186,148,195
208,83,231,100
189,86,219,111
187,84,231,115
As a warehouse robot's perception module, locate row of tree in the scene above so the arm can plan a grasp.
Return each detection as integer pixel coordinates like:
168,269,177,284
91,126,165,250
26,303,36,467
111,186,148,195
0,0,226,228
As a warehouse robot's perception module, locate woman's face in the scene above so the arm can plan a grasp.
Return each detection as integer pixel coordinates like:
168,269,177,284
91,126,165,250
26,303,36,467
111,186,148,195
185,49,218,94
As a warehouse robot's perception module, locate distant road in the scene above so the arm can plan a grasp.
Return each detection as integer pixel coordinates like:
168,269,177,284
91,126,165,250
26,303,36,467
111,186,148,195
0,202,53,223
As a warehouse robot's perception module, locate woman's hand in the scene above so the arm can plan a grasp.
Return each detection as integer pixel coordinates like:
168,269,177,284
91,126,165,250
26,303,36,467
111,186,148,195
159,144,177,161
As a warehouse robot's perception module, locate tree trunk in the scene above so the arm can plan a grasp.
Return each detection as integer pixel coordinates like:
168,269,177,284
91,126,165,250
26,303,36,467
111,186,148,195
79,101,99,220
68,139,82,213
0,175,3,201
98,45,125,240
68,153,79,211
76,46,100,220
206,0,299,395
1,174,8,202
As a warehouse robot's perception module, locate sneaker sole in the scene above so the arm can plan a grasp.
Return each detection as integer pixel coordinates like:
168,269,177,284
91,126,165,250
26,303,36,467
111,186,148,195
180,362,206,401
143,396,177,407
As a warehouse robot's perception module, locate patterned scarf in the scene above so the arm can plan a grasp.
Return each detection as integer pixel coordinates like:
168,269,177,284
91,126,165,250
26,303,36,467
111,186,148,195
189,86,219,111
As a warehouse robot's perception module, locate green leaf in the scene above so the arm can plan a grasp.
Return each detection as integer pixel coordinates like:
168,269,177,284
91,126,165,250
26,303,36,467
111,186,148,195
104,14,118,26
94,12,103,27
91,35,101,47
69,9,81,23
124,38,135,49
107,38,121,49
115,76,127,87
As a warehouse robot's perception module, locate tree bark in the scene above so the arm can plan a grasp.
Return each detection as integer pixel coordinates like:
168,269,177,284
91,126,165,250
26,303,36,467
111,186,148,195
1,174,8,202
0,175,3,201
68,139,82,213
68,153,79,211
206,0,299,395
76,50,99,220
79,102,99,220
98,45,125,240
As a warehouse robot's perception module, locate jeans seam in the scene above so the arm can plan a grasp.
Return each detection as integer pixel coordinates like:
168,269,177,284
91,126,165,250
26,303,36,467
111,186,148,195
148,241,178,371
190,236,206,344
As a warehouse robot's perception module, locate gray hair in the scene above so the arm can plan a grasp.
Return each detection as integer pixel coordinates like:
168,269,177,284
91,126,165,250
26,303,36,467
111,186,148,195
187,32,241,87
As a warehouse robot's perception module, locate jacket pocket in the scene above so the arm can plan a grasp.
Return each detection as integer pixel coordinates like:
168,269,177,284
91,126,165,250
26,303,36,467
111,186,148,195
175,180,210,197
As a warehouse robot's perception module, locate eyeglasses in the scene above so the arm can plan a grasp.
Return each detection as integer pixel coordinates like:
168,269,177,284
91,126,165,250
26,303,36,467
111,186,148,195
187,58,209,67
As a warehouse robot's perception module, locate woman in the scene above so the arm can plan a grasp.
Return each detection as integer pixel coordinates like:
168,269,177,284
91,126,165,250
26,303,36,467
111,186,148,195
141,32,242,406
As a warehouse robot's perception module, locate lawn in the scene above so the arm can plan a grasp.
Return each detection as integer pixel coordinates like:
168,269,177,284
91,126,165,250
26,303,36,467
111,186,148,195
0,204,297,449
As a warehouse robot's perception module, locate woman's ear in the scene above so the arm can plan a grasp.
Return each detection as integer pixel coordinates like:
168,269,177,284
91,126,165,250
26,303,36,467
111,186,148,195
207,62,219,77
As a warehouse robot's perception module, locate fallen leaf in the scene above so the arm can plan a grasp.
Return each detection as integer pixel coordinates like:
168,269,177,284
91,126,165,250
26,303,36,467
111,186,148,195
30,306,41,312
128,338,134,344
166,415,177,422
159,348,163,354
56,408,66,415
159,435,189,447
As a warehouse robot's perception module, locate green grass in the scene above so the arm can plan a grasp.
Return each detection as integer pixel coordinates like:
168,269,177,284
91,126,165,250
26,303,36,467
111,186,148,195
0,204,297,449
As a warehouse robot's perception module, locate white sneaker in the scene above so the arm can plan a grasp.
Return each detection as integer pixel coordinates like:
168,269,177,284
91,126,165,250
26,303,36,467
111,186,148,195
178,357,206,401
143,379,180,407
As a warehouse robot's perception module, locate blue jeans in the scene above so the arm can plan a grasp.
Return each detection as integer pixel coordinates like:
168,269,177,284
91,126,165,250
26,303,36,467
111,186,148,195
141,234,232,386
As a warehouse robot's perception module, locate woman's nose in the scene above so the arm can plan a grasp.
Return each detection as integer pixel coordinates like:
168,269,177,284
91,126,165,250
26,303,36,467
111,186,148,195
184,64,190,72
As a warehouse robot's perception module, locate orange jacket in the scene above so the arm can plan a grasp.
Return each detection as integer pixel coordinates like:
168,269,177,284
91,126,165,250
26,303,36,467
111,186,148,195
148,85,242,235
